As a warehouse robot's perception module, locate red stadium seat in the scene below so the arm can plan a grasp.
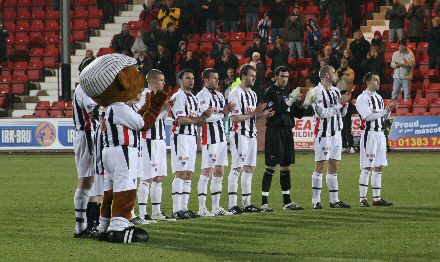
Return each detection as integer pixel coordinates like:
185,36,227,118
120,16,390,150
31,10,46,20
0,88,10,108
97,47,115,57
425,83,440,98
65,109,74,118
88,8,103,28
187,42,199,53
44,20,60,32
31,20,45,32
46,10,60,20
31,0,46,6
17,10,32,20
72,20,89,41
4,21,16,32
231,32,245,42
188,34,200,43
43,47,59,68
429,98,440,113
200,33,215,42
203,58,215,68
42,32,60,45
245,32,255,42
50,101,65,116
13,61,28,77
30,47,44,61
11,75,28,94
0,75,12,90
396,98,412,113
17,0,31,6
385,42,398,52
3,10,17,21
412,98,429,113
127,20,142,36
27,61,43,81
15,33,30,51
16,21,30,32
200,42,213,54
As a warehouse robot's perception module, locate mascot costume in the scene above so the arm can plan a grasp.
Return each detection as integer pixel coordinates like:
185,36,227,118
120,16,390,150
79,54,167,243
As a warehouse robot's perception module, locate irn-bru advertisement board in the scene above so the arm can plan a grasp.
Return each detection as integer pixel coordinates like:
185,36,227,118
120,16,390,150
0,117,439,151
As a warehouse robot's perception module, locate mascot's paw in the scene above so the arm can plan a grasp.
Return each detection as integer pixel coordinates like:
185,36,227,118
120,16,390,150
138,92,152,115
150,90,168,108
107,226,149,244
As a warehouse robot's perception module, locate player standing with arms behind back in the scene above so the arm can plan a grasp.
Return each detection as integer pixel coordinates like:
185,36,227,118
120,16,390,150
308,65,352,209
196,68,236,216
355,72,397,207
227,64,273,214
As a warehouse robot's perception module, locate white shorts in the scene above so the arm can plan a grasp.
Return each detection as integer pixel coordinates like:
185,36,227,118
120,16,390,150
74,130,94,178
102,146,139,193
201,141,228,169
171,134,197,173
314,133,342,162
360,131,388,169
230,132,257,169
89,173,105,196
142,139,168,179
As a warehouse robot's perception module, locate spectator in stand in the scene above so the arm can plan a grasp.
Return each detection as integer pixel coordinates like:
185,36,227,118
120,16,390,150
318,0,327,21
222,0,240,33
190,0,206,34
132,30,148,59
307,18,323,67
179,50,202,92
428,17,440,74
257,13,272,44
163,22,182,57
424,0,434,28
111,23,135,56
268,36,289,71
220,67,236,95
210,35,226,59
0,19,7,67
345,0,361,33
329,31,346,62
142,20,164,52
154,41,175,86
370,31,385,57
286,4,306,58
336,58,355,154
385,0,407,43
350,30,371,84
249,52,266,101
310,57,328,86
214,46,239,80
203,0,219,34
78,49,95,74
269,0,287,44
391,40,415,100
342,48,356,69
244,0,261,33
246,34,267,65
323,45,339,69
99,0,114,23
139,0,159,32
407,0,426,45
137,50,154,76
326,0,346,37
175,0,191,34
158,0,181,30
362,46,385,82
174,40,187,72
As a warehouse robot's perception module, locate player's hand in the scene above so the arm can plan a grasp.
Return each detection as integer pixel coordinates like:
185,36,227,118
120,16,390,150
202,107,213,118
302,88,317,108
255,102,267,115
339,93,351,105
223,102,236,115
286,87,301,106
385,100,399,112
261,108,274,118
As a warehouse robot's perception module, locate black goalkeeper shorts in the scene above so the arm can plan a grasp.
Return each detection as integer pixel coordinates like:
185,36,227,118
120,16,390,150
265,126,295,166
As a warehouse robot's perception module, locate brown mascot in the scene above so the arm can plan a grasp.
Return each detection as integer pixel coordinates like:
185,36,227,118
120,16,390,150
80,54,167,243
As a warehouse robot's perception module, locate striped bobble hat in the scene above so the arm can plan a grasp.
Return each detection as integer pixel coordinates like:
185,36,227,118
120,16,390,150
79,53,137,98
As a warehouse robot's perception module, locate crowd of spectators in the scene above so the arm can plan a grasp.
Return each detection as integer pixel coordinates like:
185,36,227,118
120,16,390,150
104,0,440,101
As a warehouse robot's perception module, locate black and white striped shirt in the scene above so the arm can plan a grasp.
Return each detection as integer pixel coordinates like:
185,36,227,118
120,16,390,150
171,89,200,136
103,102,144,147
312,83,347,137
229,85,258,138
196,87,227,145
356,90,390,133
133,89,167,140
73,85,96,132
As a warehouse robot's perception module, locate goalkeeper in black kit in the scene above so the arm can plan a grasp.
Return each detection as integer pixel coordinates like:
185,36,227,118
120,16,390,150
260,66,307,211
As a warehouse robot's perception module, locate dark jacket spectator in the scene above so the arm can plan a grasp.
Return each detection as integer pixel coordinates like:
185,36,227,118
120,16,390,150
222,0,240,21
139,1,159,32
370,31,385,56
267,37,289,71
204,0,219,21
428,17,440,69
350,31,370,83
329,31,346,60
286,11,306,42
244,0,261,32
78,50,95,73
345,0,361,31
158,0,181,30
214,46,239,80
163,23,182,57
385,1,407,29
220,67,236,94
0,20,9,64
406,2,426,41
210,36,226,59
174,41,187,72
362,46,385,81
111,23,135,56
323,45,340,69
154,42,175,86
327,0,345,17
249,52,266,101
175,0,191,34
179,50,202,92
142,20,164,52
245,35,267,65
307,19,323,56
269,0,287,28
137,51,154,76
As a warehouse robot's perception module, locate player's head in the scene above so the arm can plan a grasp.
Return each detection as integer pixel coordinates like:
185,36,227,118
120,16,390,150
274,66,289,88
364,72,380,91
239,64,256,88
319,65,337,85
178,69,194,91
146,69,165,91
202,68,219,90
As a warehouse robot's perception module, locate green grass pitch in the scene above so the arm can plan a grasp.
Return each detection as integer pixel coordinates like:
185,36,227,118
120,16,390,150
0,152,439,261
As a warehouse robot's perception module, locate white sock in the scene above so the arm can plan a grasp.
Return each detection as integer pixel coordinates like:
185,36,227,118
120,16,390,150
241,172,253,207
228,169,240,208
181,180,192,211
97,216,110,233
211,176,223,211
150,181,162,215
172,177,184,213
371,172,382,201
312,172,322,204
359,169,371,201
326,173,339,204
74,188,90,234
137,180,150,217
197,175,210,211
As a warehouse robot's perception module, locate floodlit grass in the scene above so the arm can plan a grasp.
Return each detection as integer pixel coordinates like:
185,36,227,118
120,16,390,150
0,152,439,261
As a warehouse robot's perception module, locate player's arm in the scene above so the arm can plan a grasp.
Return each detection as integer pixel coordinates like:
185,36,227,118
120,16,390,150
312,90,342,119
114,104,145,131
355,96,395,121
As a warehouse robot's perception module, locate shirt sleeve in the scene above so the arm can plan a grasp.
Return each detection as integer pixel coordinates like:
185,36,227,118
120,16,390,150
196,91,210,113
114,104,145,131
82,92,97,114
312,88,340,119
172,94,186,119
355,95,388,121
229,90,242,116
